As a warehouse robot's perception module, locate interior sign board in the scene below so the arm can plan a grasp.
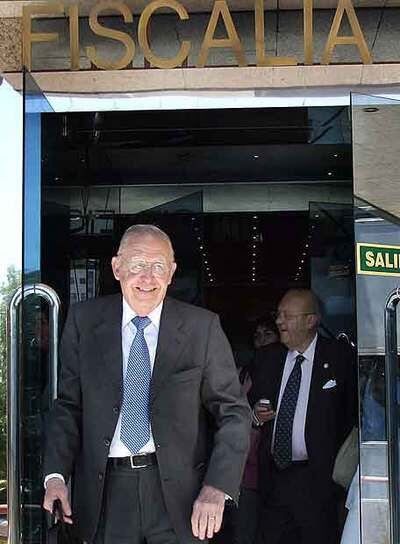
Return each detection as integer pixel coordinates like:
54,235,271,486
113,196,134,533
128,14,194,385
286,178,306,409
357,243,400,277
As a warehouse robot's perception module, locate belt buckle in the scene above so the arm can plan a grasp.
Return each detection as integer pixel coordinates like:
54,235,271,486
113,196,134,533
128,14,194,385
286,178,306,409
129,455,147,469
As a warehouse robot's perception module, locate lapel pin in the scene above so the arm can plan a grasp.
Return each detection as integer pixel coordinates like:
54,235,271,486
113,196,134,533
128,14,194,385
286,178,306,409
323,363,329,369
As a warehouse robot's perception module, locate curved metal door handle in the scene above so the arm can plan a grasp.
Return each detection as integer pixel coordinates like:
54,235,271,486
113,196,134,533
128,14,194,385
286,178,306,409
7,283,61,544
385,288,400,544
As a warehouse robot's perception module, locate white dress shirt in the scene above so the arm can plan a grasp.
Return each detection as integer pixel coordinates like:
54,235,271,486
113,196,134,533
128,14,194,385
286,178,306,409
45,299,163,486
108,298,163,457
272,334,318,461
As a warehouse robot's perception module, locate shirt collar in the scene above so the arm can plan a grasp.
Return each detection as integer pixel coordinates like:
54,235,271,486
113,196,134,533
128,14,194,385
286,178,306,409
288,333,318,363
122,298,163,330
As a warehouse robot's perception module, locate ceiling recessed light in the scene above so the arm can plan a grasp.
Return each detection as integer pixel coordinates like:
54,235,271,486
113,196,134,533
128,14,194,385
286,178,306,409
328,171,333,176
253,155,259,159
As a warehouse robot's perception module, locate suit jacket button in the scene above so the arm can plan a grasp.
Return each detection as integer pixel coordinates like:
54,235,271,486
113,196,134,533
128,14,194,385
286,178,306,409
98,472,104,480
104,438,111,447
113,406,119,414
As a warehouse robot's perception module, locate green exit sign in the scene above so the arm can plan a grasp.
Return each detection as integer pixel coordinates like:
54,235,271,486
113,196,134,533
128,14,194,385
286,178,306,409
357,243,400,277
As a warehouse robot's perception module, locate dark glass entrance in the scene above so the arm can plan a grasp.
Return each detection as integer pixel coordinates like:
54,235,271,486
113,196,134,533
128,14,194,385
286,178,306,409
13,70,393,544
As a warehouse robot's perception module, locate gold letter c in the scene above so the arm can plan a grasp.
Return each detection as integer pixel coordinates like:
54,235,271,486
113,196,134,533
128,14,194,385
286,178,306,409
138,0,190,69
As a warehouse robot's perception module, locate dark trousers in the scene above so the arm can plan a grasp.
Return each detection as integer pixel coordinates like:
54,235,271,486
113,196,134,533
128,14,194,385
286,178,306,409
257,463,339,544
233,488,262,544
93,462,179,544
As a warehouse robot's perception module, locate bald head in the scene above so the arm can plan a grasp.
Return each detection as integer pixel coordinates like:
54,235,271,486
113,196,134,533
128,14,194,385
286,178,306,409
276,289,321,352
118,224,175,261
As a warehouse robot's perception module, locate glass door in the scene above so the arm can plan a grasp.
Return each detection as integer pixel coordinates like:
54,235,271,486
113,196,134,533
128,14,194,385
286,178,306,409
308,201,356,344
14,76,206,544
352,93,400,544
8,70,59,544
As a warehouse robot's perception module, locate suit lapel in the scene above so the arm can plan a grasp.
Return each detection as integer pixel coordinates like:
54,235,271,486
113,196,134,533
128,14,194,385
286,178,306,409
150,297,188,404
93,294,123,400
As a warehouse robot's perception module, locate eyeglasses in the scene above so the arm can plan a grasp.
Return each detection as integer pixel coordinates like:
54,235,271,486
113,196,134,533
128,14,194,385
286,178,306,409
118,256,171,278
272,311,316,321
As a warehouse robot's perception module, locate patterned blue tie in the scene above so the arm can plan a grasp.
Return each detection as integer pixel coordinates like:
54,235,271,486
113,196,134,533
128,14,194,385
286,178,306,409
273,354,305,470
120,316,151,454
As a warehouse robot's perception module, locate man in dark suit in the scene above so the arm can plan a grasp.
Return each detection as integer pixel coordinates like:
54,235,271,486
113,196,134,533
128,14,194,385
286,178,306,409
249,288,355,544
43,224,250,544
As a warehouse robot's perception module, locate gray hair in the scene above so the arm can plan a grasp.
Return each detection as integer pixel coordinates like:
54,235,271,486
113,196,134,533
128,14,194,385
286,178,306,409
117,224,175,260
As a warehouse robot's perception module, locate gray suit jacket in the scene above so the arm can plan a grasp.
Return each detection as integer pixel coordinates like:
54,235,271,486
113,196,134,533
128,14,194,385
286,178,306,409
44,294,251,542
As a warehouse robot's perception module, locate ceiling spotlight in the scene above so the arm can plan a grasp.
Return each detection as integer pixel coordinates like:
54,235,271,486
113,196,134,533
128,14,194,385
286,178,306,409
301,259,304,263
253,215,258,219
253,155,259,159
199,245,204,250
328,171,333,176
253,226,257,230
253,253,256,257
333,153,339,158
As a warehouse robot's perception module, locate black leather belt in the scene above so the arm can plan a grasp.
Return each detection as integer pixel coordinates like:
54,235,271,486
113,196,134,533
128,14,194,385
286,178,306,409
108,452,157,469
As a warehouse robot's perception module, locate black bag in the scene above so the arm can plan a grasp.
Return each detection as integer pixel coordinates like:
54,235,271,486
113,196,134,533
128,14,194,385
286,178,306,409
48,500,81,544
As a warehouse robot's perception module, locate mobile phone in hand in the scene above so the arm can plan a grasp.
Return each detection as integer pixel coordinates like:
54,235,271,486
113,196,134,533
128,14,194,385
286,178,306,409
258,398,272,410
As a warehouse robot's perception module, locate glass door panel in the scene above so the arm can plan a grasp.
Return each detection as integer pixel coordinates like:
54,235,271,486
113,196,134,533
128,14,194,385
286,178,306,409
309,201,355,343
11,70,57,544
352,92,400,544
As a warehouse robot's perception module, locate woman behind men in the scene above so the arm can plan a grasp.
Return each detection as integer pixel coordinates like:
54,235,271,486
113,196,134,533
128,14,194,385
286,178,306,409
235,317,279,544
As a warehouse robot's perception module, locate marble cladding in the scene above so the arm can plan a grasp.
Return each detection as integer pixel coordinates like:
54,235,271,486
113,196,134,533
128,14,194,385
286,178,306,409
0,17,21,71
1,7,400,74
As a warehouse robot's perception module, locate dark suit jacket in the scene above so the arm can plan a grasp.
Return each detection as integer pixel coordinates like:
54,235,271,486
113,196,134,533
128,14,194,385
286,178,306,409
248,336,356,501
44,294,251,542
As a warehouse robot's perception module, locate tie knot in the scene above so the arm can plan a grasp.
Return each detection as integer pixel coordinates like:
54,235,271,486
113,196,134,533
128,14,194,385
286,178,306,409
132,316,151,331
296,354,305,365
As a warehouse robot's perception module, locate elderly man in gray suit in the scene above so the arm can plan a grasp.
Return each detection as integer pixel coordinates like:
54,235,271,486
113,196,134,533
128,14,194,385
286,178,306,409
43,224,250,544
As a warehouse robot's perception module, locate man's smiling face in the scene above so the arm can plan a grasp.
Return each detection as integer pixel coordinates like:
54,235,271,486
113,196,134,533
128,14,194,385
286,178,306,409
111,233,177,316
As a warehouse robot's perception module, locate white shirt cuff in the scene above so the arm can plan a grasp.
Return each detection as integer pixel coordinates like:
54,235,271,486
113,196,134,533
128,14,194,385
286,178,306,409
44,473,65,489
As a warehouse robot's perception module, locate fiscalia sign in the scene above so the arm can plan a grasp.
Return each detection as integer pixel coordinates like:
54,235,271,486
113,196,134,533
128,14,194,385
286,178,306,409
23,0,372,71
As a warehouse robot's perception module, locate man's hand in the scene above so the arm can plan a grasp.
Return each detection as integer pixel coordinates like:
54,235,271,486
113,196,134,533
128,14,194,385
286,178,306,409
191,484,225,540
254,400,276,424
43,478,73,524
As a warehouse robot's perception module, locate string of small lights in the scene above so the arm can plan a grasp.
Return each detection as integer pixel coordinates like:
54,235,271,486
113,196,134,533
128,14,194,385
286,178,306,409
191,216,215,285
294,223,313,283
250,215,261,285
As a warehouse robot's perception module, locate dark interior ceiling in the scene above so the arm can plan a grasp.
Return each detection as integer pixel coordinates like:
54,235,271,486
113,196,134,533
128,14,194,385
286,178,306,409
41,105,353,341
41,106,352,186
